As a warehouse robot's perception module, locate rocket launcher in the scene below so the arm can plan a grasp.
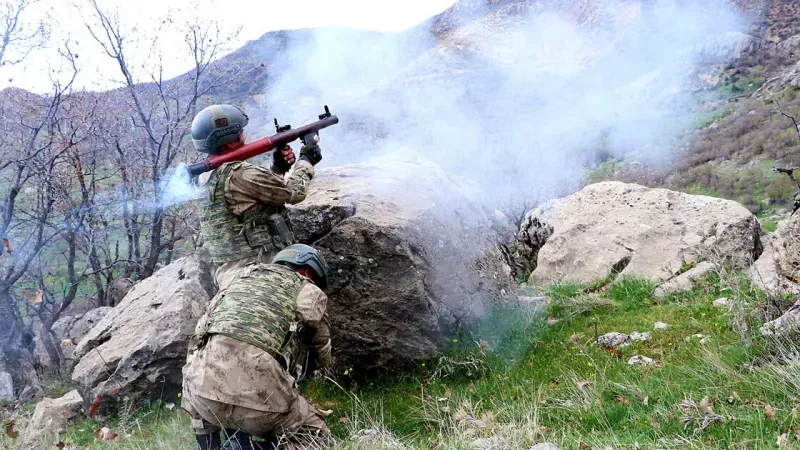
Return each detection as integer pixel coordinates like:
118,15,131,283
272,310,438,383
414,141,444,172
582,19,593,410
187,105,339,178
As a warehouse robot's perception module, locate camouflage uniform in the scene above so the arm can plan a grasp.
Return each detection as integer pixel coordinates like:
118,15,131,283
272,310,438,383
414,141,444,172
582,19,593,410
198,159,314,290
182,263,332,449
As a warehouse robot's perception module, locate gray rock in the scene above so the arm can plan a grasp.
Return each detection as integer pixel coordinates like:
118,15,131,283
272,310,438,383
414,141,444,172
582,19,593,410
519,182,761,285
629,331,650,342
107,278,135,306
713,297,729,308
71,254,215,411
19,384,43,401
628,355,656,367
0,371,13,400
685,334,710,345
35,307,115,370
761,302,800,337
530,444,560,450
654,262,718,298
654,322,669,330
473,436,504,449
756,218,800,294
288,157,516,372
748,240,789,294
598,332,630,349
20,389,83,449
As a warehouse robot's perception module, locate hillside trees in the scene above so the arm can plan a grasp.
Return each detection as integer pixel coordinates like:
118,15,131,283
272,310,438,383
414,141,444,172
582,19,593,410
83,0,238,277
0,0,238,384
0,45,80,381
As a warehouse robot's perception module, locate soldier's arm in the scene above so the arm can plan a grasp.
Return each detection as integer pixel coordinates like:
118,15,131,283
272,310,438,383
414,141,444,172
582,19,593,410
296,283,332,368
226,160,315,208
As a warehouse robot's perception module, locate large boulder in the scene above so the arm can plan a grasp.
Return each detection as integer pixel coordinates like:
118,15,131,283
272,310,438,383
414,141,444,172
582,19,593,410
19,389,84,449
289,155,516,372
35,307,114,370
519,182,762,285
71,254,215,409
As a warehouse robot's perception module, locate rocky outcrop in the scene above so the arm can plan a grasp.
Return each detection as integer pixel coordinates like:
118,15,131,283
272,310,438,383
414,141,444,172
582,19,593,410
20,389,84,449
518,182,762,285
289,155,516,372
71,254,215,410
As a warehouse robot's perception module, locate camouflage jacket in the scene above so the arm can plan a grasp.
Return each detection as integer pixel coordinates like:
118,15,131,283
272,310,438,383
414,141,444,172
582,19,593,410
197,159,315,290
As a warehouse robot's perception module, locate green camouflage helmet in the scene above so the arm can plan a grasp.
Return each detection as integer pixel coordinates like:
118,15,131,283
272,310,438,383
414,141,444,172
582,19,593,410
191,104,249,154
272,244,329,289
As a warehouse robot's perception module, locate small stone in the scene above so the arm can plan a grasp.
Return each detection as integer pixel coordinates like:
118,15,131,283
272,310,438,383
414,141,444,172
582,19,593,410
713,297,729,308
685,333,709,344
473,436,504,449
629,331,651,342
530,444,560,450
546,317,560,325
597,332,631,349
654,322,669,330
628,355,656,366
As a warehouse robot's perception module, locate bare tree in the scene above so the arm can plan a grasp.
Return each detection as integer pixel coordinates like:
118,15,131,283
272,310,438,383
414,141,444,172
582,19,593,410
0,48,79,380
0,0,47,68
83,1,236,277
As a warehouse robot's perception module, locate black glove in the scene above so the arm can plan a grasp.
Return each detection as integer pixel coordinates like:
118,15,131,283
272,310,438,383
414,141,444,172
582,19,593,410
299,143,322,166
271,146,294,174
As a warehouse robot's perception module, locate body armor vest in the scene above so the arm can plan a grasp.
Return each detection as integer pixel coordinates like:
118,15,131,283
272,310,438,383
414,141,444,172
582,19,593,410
203,264,306,368
199,162,295,265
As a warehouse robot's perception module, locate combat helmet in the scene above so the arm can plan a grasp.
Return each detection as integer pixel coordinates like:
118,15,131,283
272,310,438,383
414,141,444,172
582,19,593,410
273,244,329,289
191,104,249,154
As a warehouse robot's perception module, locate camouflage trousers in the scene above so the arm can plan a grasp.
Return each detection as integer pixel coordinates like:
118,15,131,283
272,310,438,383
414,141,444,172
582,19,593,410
182,337,331,449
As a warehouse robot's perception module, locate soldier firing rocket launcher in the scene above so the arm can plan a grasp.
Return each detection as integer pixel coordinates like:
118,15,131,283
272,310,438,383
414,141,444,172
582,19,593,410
187,105,339,178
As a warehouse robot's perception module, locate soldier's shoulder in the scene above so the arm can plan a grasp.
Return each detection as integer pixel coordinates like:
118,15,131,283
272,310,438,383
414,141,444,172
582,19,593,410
230,161,272,173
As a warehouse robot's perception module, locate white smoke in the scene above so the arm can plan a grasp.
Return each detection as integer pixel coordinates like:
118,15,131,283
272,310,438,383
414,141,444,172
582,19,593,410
258,0,746,203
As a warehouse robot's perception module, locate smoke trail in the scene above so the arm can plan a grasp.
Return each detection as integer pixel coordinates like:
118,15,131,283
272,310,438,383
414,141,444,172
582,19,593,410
161,165,205,207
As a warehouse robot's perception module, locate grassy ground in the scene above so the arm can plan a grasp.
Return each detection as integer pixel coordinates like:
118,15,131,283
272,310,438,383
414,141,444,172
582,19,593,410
4,272,800,449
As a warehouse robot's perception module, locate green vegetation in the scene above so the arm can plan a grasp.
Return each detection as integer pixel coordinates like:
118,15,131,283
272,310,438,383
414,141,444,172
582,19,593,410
7,273,798,449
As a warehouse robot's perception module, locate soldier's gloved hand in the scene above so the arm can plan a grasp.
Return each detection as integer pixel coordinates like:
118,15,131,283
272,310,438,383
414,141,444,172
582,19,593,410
299,142,322,166
271,144,295,174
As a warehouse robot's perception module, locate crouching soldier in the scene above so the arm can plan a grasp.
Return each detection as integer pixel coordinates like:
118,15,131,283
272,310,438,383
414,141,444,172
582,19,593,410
182,244,333,450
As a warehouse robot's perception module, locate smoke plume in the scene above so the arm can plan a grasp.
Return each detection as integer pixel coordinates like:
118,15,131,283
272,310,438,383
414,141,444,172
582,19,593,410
259,0,746,204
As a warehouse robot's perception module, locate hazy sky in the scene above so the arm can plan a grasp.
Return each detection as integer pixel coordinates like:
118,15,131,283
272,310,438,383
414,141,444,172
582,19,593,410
0,0,456,92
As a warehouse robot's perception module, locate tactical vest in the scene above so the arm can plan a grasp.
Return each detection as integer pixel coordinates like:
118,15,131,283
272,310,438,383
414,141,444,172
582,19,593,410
199,162,295,265
203,264,307,370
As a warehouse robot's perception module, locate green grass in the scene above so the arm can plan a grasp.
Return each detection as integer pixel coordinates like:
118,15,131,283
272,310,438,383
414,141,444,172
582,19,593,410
762,219,779,233
5,274,798,449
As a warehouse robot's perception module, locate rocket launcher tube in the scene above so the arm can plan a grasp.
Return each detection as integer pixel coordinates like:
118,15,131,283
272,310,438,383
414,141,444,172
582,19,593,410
187,112,339,178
